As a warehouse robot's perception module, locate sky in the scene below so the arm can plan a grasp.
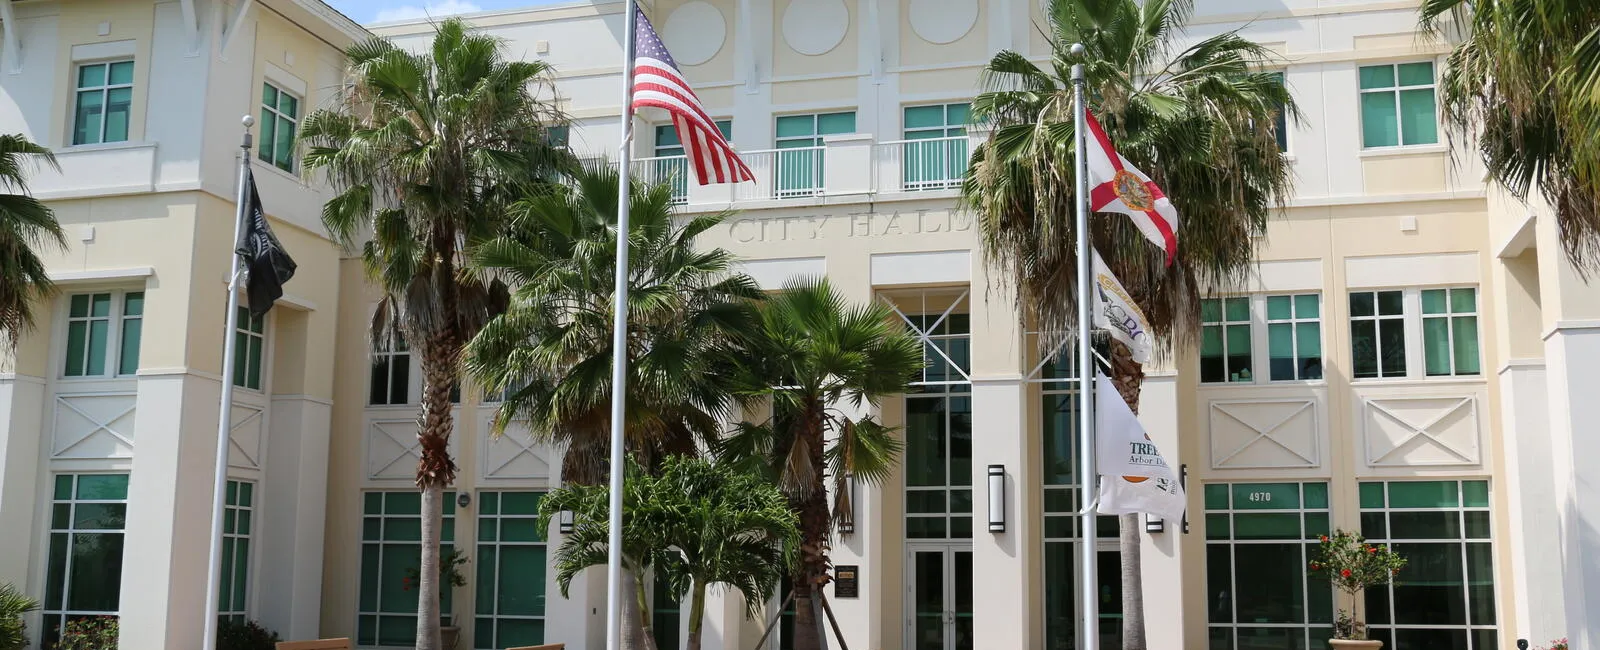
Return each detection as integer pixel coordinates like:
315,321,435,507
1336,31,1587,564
327,0,565,24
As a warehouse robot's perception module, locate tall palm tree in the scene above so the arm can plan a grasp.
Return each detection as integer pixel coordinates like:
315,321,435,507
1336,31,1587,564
464,166,760,649
1420,0,1600,272
649,456,798,650
961,0,1296,647
716,279,923,650
0,134,65,351
299,19,570,650
463,164,761,484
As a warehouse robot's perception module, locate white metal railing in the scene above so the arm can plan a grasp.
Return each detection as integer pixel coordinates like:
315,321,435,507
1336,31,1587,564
735,146,825,202
875,136,969,193
631,155,690,205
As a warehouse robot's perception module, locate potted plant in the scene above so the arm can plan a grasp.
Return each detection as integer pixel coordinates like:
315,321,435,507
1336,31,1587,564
1309,530,1407,648
405,549,469,649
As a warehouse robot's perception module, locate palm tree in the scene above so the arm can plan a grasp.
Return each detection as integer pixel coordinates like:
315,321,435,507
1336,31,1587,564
464,166,760,649
1420,0,1600,272
299,19,570,650
715,279,923,650
0,134,65,351
0,581,40,650
538,459,665,649
961,0,1296,647
648,456,798,650
463,164,761,484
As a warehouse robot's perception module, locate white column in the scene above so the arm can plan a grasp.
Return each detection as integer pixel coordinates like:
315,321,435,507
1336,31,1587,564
970,378,1034,648
1133,373,1186,650
0,374,47,586
1496,360,1565,641
256,396,332,640
118,373,217,650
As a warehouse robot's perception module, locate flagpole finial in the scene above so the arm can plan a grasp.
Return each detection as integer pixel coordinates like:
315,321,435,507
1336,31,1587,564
241,115,255,151
1069,42,1085,57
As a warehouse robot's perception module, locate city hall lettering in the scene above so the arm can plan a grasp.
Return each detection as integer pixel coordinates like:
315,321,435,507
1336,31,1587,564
726,209,974,243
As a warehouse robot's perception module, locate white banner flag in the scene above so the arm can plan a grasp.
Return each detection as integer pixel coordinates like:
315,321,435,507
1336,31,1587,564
1098,474,1187,522
1093,374,1187,521
1091,252,1153,364
1094,375,1172,479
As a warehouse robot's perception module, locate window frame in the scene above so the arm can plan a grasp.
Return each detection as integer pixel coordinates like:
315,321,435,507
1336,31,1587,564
1420,286,1481,377
1204,481,1335,650
41,473,130,647
474,491,550,650
1200,296,1256,384
71,59,135,146
259,82,301,173
219,479,255,624
233,307,269,391
772,111,855,197
1358,60,1440,149
901,306,974,541
1264,293,1324,382
355,490,458,647
1267,71,1289,154
369,328,414,406
899,102,972,191
1358,479,1497,649
1349,287,1482,382
61,289,145,379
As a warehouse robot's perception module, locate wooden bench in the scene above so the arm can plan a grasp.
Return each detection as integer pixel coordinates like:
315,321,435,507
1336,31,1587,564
506,645,565,650
275,639,351,650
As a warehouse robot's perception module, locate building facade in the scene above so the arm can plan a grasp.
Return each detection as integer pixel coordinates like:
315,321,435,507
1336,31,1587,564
4,0,1600,649
0,1,362,648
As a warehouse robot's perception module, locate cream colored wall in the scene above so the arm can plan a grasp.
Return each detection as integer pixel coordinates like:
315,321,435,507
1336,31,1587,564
319,257,375,639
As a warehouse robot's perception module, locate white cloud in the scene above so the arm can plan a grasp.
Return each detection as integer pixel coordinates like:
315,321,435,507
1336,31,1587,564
373,0,484,23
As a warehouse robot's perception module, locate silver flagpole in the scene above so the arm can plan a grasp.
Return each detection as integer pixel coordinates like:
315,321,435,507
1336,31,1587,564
1071,44,1100,650
203,115,254,650
605,2,639,650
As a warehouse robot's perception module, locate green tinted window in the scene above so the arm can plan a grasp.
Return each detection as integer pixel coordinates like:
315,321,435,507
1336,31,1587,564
219,480,254,623
1388,481,1459,508
1360,480,1497,642
357,491,458,647
1206,482,1333,645
1231,483,1301,510
259,83,300,171
1200,298,1253,383
1359,62,1437,148
233,307,267,390
476,491,549,649
73,60,134,145
1423,288,1480,376
42,474,131,647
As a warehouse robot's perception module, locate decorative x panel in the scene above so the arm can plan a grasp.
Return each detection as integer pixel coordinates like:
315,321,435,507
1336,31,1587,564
229,404,264,470
367,418,425,480
479,414,551,480
52,394,137,459
1364,396,1481,467
1209,399,1320,469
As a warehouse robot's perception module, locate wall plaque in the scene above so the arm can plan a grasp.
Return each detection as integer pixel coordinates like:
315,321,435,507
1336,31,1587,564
834,565,859,599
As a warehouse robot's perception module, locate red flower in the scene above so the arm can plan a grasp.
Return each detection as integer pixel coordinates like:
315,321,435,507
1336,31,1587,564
1320,535,1329,543
1341,569,1352,578
1368,546,1377,554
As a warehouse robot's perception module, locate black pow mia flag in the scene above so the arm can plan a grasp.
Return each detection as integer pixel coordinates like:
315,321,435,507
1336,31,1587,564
235,167,297,316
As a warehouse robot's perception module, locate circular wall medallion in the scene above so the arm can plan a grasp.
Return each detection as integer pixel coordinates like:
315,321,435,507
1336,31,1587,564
908,0,978,44
661,1,727,66
782,0,850,56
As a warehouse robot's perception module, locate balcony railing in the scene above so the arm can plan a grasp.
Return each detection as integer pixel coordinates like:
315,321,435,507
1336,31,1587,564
875,136,969,192
632,155,690,205
607,132,982,208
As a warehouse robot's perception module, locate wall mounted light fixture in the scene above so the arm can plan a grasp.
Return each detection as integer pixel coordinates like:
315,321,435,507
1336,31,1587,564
559,510,575,534
988,465,1006,533
1145,514,1165,533
840,475,856,536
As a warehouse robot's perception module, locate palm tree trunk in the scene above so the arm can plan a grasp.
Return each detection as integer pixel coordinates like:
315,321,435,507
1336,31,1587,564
415,334,461,650
629,570,659,650
792,407,832,650
685,579,708,650
1107,341,1146,650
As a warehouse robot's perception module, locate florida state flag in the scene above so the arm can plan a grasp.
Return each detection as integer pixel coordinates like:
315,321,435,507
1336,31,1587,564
1083,111,1180,266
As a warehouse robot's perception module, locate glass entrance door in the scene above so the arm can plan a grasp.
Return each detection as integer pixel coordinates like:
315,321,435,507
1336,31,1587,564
907,545,973,650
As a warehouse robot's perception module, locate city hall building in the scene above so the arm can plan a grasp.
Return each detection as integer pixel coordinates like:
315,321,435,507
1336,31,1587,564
1,0,1597,649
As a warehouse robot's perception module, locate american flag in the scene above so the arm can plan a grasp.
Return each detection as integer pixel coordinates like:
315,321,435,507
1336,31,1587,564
630,7,753,185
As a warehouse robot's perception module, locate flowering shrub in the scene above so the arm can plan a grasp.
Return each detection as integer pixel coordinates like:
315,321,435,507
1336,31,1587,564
1536,639,1568,650
53,617,117,650
1308,530,1407,640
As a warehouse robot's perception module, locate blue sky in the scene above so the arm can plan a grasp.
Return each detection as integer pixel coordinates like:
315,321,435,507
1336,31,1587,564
328,0,565,24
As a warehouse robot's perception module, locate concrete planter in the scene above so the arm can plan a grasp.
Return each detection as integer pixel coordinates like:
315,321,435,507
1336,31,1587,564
1329,640,1383,649
441,625,460,650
